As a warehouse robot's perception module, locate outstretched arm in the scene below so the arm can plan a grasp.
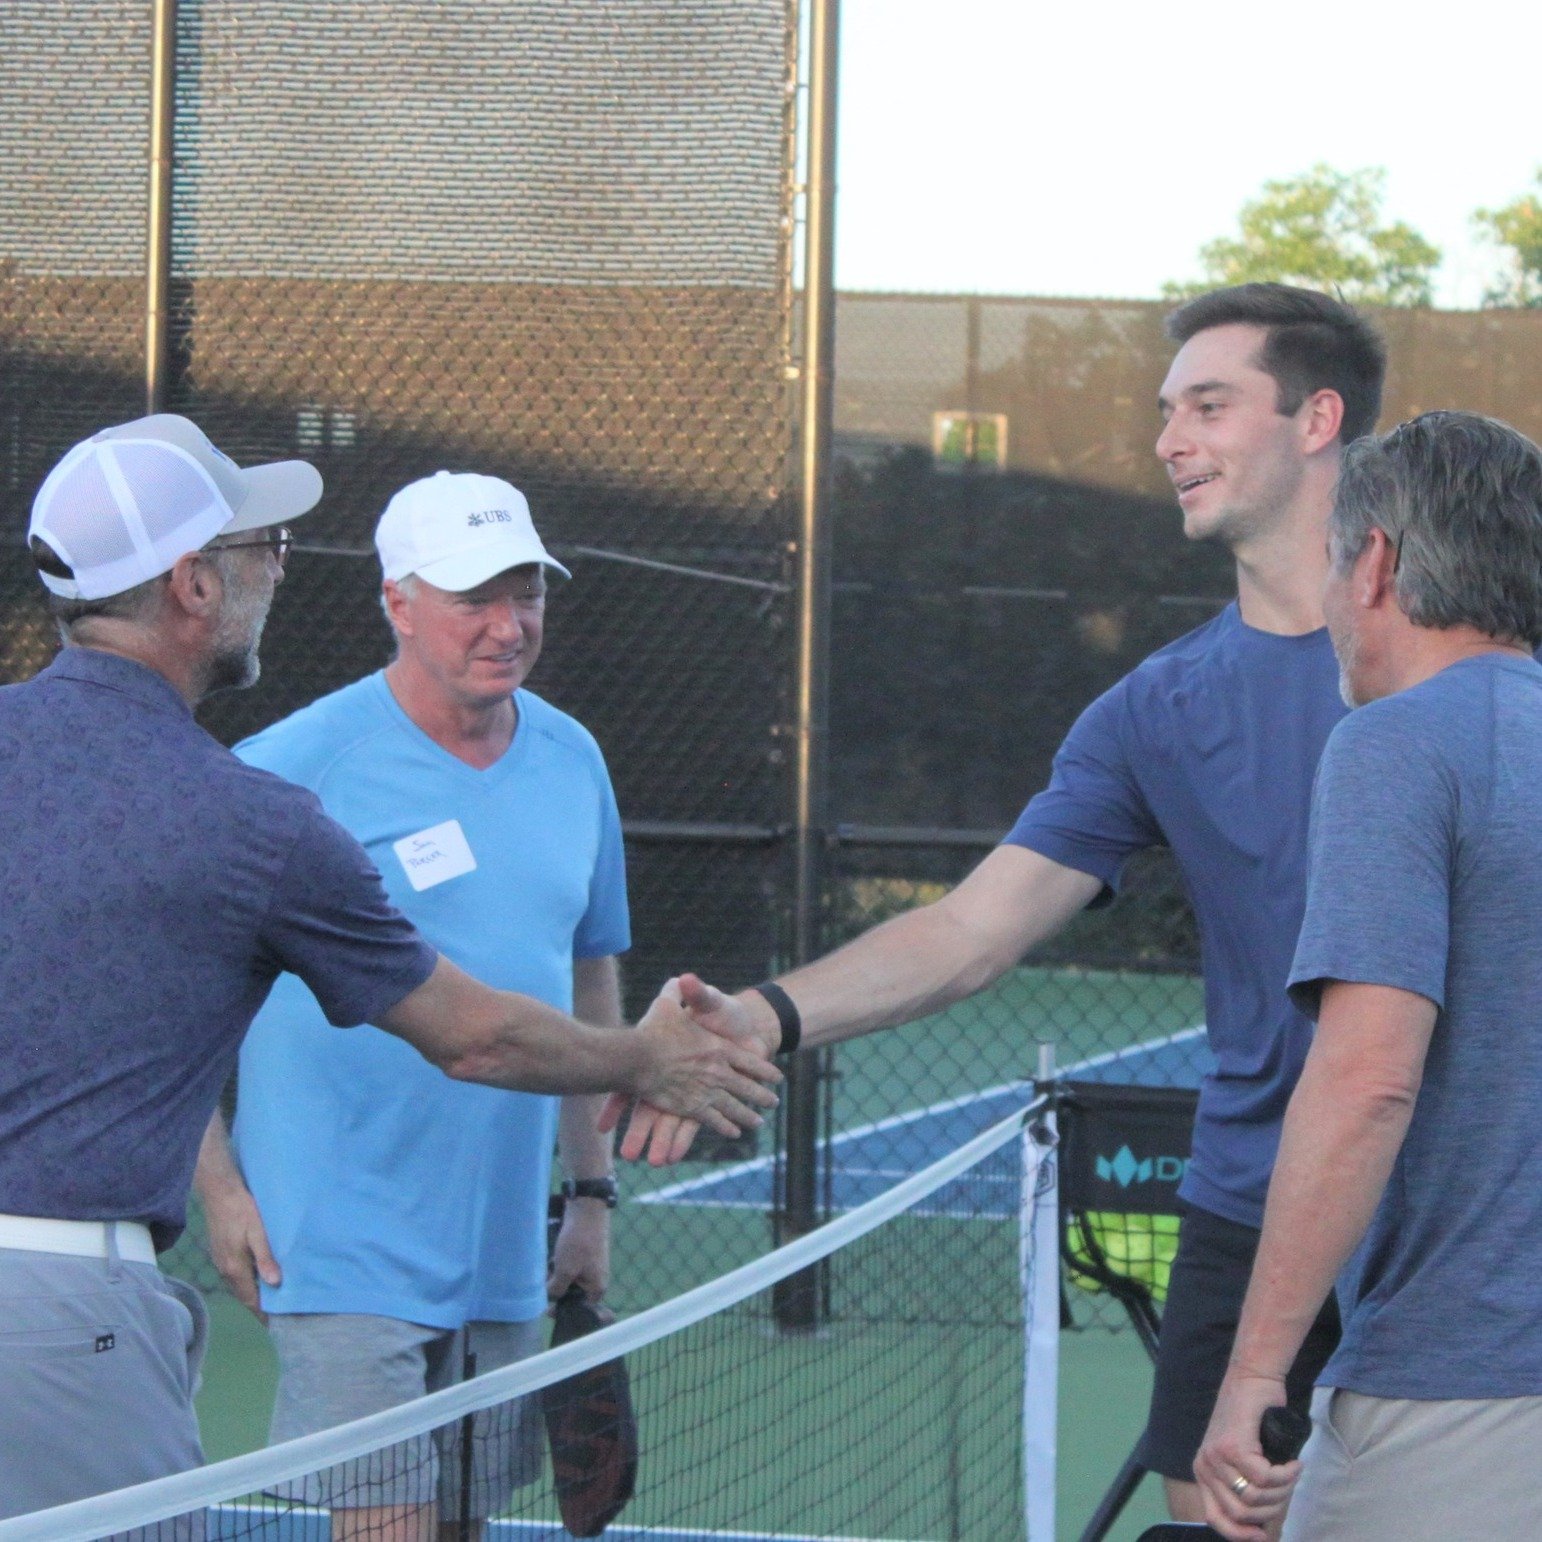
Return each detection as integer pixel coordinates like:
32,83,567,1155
609,844,1100,1161
378,955,780,1137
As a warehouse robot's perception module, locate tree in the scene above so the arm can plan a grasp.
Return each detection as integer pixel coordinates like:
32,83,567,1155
1475,171,1542,307
1166,165,1441,308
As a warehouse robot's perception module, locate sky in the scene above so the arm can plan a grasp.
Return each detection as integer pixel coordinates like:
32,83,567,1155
834,0,1542,309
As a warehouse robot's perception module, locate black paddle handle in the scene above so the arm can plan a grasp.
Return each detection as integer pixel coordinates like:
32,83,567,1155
1259,1405,1312,1464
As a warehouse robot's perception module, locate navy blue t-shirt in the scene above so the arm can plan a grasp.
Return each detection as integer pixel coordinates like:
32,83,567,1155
0,648,438,1247
1290,654,1542,1398
1007,603,1344,1227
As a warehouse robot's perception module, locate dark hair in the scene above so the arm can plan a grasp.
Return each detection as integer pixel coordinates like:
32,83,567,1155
1330,411,1542,648
29,536,166,633
1165,283,1387,444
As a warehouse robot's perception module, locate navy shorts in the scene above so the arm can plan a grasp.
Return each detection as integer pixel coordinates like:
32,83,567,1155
1134,1203,1340,1482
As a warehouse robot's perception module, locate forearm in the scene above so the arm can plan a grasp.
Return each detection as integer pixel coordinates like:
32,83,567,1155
381,957,648,1095
194,1109,248,1204
382,956,779,1134
747,846,1099,1052
562,956,623,1179
1230,990,1429,1381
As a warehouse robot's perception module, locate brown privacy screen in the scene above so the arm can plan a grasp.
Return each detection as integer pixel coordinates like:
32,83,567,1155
0,0,798,1040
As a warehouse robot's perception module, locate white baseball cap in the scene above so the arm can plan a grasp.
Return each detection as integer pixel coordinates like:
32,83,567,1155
375,471,571,591
29,415,323,601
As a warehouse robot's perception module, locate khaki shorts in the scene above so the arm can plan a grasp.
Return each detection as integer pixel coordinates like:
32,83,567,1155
267,1312,546,1518
1285,1385,1542,1541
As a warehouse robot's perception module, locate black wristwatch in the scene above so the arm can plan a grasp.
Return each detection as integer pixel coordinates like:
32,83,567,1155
561,1176,619,1208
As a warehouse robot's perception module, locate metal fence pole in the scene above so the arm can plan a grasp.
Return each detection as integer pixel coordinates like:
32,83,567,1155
145,0,178,415
774,0,839,1333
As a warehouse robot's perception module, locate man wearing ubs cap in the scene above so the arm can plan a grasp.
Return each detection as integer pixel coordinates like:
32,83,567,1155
198,470,633,1537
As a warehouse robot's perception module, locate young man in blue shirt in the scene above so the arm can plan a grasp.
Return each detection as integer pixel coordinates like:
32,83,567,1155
197,472,631,1539
1196,412,1542,1541
638,285,1387,1523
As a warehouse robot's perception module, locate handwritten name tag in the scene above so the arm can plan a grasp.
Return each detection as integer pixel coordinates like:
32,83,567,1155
393,818,477,892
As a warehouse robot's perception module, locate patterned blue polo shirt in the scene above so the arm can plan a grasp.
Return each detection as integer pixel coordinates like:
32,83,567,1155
0,647,437,1247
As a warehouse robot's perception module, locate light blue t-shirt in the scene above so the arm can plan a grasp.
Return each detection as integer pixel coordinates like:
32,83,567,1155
1007,603,1345,1227
1289,652,1542,1400
232,672,630,1327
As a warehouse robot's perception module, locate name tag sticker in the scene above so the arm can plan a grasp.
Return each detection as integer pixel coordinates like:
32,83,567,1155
394,819,478,892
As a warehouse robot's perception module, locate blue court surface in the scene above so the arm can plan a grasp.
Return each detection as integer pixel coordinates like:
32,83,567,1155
211,1507,912,1541
638,1028,1213,1221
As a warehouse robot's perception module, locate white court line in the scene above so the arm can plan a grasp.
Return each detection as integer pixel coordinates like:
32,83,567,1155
212,1505,915,1542
638,1024,1208,1209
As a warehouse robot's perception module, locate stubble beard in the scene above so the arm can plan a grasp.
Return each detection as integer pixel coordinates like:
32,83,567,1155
1330,622,1362,709
205,571,271,695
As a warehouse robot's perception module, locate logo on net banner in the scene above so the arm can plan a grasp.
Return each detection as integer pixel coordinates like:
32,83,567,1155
1095,1145,1187,1189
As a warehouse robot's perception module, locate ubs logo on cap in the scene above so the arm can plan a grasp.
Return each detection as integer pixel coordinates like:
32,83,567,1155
466,508,513,528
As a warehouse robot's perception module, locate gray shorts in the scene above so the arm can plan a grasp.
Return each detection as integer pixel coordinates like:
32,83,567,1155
0,1242,208,1526
267,1312,546,1517
1284,1385,1542,1541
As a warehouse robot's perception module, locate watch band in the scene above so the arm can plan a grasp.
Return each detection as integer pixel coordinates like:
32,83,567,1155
561,1176,619,1208
750,980,802,1056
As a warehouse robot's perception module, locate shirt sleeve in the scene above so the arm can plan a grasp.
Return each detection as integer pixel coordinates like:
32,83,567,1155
574,756,631,960
1004,679,1163,892
1288,706,1455,1018
260,803,440,1026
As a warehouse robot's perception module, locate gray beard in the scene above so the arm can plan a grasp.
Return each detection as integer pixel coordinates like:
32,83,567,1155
204,576,269,695
205,638,261,695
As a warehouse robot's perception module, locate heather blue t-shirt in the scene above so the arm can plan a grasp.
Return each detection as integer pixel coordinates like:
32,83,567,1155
1289,653,1542,1399
0,649,438,1248
1007,603,1344,1227
233,674,630,1327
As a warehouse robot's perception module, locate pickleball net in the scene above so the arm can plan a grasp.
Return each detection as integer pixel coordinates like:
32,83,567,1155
0,1102,1059,1542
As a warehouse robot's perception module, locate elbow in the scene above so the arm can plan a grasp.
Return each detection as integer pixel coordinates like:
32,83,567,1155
1340,1070,1423,1131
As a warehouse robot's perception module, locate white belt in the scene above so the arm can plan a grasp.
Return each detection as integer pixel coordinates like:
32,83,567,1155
0,1213,157,1265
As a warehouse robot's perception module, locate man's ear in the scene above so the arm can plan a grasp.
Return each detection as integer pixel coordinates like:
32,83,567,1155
165,550,223,620
1358,526,1399,609
1300,388,1345,455
381,579,413,637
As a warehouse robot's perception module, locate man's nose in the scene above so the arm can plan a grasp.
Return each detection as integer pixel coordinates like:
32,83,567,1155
484,599,522,636
1155,414,1187,463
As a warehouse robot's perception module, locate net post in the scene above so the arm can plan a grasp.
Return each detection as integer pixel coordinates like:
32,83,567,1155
1034,1039,1056,1092
1022,1039,1060,1541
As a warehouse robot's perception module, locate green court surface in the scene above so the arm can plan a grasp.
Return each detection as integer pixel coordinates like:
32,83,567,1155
188,965,1196,1540
195,1302,1169,1540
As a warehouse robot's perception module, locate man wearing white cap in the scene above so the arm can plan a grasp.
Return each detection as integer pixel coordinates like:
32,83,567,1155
1,424,778,1521
195,471,630,1537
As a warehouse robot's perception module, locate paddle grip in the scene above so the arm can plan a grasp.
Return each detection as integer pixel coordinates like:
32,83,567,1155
1259,1405,1311,1465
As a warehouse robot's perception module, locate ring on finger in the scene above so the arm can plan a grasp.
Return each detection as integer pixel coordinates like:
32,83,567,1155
1231,1475,1250,1496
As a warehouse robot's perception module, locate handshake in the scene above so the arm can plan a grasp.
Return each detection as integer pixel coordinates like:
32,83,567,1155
601,973,786,1166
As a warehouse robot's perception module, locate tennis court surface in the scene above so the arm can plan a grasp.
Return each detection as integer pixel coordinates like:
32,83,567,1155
640,1027,1212,1220
4,1001,1208,1542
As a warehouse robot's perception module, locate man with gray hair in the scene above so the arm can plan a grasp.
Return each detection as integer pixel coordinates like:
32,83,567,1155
1196,411,1542,1541
197,469,638,1539
0,418,778,1520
